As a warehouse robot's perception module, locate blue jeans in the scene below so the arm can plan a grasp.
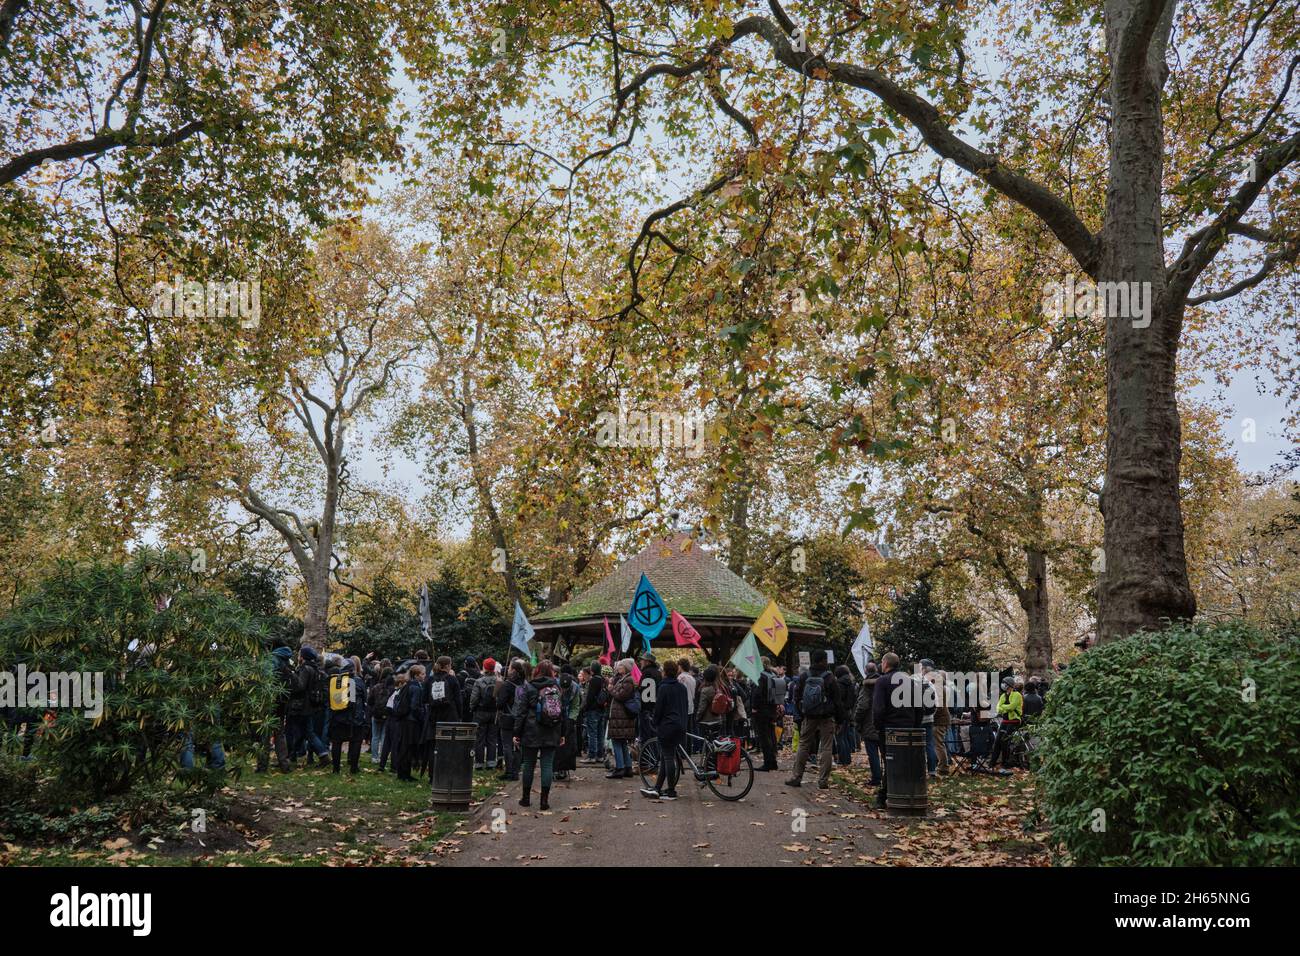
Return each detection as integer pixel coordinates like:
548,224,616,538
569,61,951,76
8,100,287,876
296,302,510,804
584,711,606,758
864,736,882,784
923,724,937,773
180,735,226,770
370,718,386,763
289,713,328,758
611,738,631,770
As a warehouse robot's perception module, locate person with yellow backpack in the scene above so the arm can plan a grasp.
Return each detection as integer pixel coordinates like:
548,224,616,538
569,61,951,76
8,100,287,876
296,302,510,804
327,658,369,774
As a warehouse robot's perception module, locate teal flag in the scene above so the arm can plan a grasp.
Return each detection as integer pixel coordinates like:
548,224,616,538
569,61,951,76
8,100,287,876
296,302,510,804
729,632,762,683
627,573,668,641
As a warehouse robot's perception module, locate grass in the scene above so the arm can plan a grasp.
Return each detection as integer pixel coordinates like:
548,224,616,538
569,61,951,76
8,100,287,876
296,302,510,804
1,752,504,867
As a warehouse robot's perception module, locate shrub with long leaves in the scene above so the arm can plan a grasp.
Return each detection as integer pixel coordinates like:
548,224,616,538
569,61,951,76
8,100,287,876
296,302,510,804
0,549,277,799
1036,621,1300,865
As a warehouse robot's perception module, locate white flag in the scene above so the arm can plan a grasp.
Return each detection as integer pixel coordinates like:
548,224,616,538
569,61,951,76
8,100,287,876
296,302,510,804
418,583,431,641
850,619,874,678
619,614,632,653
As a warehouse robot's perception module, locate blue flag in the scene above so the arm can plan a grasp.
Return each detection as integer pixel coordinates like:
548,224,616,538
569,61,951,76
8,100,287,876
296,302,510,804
628,573,668,642
510,601,535,658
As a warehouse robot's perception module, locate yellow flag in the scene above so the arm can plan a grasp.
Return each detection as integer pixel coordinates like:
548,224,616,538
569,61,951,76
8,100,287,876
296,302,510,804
751,599,788,655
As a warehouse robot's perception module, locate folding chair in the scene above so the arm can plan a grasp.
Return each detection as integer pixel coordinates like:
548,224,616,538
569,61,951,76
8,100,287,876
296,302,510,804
947,720,1000,774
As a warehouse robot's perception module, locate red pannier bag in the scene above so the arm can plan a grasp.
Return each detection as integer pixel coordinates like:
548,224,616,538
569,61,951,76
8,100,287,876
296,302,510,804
714,737,742,775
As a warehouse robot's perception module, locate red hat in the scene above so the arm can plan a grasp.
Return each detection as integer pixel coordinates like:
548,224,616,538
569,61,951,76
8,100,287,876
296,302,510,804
483,657,497,673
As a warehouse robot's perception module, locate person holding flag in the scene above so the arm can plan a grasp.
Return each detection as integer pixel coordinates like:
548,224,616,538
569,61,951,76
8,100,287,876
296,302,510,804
751,657,783,771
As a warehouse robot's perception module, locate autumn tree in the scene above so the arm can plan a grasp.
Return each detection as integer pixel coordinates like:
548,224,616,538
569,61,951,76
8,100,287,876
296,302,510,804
232,223,417,647
404,0,1300,642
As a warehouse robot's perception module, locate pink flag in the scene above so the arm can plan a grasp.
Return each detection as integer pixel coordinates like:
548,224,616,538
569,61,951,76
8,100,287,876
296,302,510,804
600,616,615,666
671,610,702,649
631,661,642,685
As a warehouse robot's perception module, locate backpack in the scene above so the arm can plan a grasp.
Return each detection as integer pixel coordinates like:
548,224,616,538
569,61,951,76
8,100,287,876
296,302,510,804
767,674,787,706
306,665,327,708
475,675,497,713
801,671,834,717
329,674,352,711
710,682,733,715
368,680,389,715
536,684,563,726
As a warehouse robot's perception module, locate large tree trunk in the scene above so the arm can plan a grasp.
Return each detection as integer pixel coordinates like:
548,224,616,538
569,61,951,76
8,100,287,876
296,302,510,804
1096,0,1195,642
301,567,331,649
726,479,752,576
1021,548,1053,675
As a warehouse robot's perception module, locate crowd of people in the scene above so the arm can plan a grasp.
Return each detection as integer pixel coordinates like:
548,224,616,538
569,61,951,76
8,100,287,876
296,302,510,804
248,641,1050,811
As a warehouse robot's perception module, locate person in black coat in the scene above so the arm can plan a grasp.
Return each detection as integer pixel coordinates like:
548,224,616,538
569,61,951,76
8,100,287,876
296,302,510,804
581,665,607,761
393,665,425,782
421,656,461,778
512,661,565,810
327,659,369,774
871,652,920,807
637,654,662,743
642,660,689,800
496,661,526,781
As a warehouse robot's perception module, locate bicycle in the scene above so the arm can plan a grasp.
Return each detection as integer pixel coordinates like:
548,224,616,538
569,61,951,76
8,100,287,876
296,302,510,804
637,731,754,801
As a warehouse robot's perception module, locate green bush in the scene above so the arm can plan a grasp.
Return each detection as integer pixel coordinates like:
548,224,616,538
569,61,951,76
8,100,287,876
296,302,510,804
0,549,277,800
1036,620,1300,865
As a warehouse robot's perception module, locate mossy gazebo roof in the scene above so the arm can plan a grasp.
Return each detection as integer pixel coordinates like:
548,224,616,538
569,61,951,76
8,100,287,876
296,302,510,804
533,533,824,661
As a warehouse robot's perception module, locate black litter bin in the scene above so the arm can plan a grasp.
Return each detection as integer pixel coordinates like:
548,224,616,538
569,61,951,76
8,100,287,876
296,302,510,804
884,727,928,816
430,722,476,811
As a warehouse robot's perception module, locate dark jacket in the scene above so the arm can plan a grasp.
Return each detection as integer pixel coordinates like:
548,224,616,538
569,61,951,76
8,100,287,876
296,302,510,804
287,659,322,717
496,673,523,726
1022,691,1044,719
470,673,498,719
270,648,294,718
513,677,564,748
652,676,689,740
753,670,779,717
424,671,462,737
583,673,606,712
368,675,394,721
854,675,879,739
396,678,425,727
872,667,921,735
836,672,856,724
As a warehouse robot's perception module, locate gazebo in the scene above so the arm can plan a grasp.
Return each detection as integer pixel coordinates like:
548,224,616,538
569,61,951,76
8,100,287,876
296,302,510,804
531,532,825,665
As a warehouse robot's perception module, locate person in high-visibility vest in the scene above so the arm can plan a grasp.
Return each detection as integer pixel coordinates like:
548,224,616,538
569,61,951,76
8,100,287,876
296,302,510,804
990,678,1023,768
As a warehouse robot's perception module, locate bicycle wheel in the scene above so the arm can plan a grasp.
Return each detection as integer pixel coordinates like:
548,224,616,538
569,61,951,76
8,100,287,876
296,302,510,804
638,739,661,788
706,747,754,802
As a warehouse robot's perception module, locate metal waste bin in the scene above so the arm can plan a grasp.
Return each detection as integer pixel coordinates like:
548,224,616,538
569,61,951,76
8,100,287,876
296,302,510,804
884,727,928,816
430,722,476,812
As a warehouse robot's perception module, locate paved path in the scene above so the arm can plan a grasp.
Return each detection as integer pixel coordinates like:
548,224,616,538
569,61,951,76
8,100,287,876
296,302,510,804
436,752,893,867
